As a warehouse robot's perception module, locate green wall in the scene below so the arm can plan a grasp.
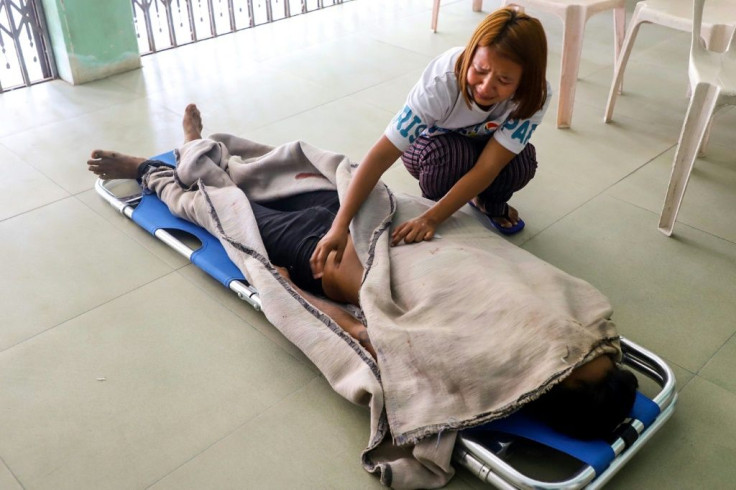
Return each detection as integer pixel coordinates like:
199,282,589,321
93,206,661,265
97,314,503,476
41,0,141,84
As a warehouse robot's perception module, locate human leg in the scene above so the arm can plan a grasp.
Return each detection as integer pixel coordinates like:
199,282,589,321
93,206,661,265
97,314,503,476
251,191,364,304
87,104,203,180
402,134,538,231
401,133,483,200
251,203,328,294
87,101,355,299
473,142,537,228
88,104,374,356
273,265,374,358
255,200,371,356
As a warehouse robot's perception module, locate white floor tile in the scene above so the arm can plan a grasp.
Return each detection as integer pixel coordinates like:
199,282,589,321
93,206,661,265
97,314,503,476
522,195,736,373
0,274,315,490
0,145,69,221
0,98,185,195
0,197,173,350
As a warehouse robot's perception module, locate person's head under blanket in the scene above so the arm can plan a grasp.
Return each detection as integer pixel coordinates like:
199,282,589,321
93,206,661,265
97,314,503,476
88,103,638,441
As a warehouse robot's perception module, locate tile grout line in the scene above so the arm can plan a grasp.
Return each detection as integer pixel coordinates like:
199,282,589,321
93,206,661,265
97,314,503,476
143,375,323,489
606,192,736,247
0,453,26,490
521,142,677,245
0,193,72,225
0,270,181,356
695,330,736,377
172,266,321,374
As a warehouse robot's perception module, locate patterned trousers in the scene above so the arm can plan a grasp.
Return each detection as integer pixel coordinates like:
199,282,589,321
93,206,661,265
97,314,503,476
401,133,538,216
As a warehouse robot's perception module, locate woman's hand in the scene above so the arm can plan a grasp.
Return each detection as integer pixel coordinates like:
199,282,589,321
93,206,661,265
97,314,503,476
310,225,349,279
391,216,438,246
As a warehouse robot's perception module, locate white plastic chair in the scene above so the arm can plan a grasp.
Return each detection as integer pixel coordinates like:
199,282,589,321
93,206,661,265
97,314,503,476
502,0,626,128
431,0,484,32
604,0,736,123
430,0,626,128
658,0,736,236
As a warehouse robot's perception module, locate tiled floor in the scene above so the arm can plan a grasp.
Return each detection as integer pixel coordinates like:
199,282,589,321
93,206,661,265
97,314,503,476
1,0,734,488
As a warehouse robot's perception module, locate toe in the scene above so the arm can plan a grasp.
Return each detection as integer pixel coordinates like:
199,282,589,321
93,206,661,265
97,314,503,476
91,150,116,160
492,217,512,228
506,205,520,223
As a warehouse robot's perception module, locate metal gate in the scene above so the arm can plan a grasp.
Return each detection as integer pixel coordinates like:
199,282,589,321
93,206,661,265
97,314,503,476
132,0,349,55
0,0,55,93
0,0,350,93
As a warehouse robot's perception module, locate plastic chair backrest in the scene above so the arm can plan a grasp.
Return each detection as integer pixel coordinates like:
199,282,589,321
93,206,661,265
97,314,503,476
690,0,736,93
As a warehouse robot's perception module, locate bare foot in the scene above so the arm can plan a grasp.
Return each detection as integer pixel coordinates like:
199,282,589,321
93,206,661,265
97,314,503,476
183,103,203,143
87,150,146,180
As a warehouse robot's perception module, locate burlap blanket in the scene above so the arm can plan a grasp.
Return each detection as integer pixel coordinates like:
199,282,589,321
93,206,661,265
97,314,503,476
142,134,620,489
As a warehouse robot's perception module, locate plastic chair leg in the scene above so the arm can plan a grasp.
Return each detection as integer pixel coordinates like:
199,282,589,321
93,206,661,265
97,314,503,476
612,5,625,61
698,113,716,157
604,7,646,122
557,6,586,128
706,24,736,53
432,0,485,32
658,83,721,236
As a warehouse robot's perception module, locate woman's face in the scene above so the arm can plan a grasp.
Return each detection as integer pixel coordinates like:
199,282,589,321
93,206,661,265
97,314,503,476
466,45,523,108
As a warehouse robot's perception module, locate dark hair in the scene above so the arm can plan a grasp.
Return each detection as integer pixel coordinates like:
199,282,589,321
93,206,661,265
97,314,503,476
454,6,548,119
527,366,639,440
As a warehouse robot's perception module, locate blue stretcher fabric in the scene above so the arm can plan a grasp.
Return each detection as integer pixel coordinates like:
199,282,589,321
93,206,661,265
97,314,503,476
465,392,660,475
151,150,177,166
130,151,247,288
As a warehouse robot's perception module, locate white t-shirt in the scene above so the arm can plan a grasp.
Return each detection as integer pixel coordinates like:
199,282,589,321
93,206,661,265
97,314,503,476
384,47,552,154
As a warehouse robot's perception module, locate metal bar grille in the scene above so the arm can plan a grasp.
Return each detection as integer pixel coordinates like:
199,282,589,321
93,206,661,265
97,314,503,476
0,0,55,93
132,0,349,55
0,0,348,92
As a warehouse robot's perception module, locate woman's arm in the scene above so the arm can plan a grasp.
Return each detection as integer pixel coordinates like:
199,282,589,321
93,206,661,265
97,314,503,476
310,135,402,278
391,138,516,245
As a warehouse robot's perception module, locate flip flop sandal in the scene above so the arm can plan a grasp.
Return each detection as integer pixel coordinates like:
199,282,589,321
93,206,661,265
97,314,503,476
468,201,525,235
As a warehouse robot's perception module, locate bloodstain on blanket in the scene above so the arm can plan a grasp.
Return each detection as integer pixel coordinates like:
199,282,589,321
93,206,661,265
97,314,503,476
295,172,328,180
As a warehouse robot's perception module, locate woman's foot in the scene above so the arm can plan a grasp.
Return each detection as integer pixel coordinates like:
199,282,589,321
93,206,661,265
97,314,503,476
87,151,146,180
470,199,525,235
492,204,520,230
183,103,203,143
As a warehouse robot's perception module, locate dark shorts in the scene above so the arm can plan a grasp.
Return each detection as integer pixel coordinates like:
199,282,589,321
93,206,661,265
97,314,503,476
250,190,340,296
140,159,339,296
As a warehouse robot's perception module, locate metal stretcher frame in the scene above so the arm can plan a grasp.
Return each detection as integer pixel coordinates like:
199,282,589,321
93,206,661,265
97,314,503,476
454,337,677,489
93,151,262,311
94,152,677,489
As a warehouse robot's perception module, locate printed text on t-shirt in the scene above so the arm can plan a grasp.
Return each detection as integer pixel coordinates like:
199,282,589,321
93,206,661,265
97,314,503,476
395,106,428,144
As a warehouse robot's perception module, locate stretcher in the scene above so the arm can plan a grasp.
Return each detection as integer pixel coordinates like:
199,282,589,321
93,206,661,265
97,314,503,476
95,151,677,489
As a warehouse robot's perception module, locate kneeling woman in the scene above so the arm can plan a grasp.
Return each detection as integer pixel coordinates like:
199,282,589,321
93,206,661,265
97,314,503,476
311,6,551,278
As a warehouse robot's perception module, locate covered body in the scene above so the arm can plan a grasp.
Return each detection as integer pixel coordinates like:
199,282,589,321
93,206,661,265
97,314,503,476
141,134,619,488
